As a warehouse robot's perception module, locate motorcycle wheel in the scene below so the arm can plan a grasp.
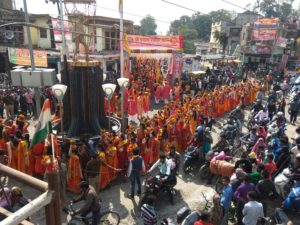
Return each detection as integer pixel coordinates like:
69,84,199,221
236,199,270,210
199,165,210,180
215,176,224,194
183,161,190,173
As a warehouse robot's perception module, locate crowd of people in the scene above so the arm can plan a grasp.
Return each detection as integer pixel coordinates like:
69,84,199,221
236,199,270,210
1,63,299,225
192,78,299,225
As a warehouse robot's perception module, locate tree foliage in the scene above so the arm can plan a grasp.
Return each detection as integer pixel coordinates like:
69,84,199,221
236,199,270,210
168,10,235,53
140,14,157,35
259,0,294,21
209,9,235,23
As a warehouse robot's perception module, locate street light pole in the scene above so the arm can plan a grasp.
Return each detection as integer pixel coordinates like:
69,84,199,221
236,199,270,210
23,0,35,70
119,0,124,78
117,77,129,132
23,0,41,118
59,0,67,58
102,83,116,131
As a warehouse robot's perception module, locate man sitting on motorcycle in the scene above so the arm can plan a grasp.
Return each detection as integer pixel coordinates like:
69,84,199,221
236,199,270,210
148,154,174,202
251,100,264,115
254,107,269,124
148,154,171,180
213,134,230,152
283,184,300,212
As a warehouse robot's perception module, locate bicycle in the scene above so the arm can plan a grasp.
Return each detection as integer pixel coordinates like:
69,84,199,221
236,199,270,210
63,202,120,225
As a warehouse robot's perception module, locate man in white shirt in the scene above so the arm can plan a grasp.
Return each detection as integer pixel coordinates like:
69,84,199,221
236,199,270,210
242,191,264,225
148,154,171,180
255,108,269,122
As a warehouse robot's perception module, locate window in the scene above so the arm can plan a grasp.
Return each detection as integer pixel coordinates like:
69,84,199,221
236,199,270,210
104,31,119,50
40,28,47,38
105,31,110,50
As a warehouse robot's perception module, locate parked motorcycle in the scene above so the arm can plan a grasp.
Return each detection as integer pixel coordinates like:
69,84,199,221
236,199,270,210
220,119,241,148
183,146,204,173
199,151,215,180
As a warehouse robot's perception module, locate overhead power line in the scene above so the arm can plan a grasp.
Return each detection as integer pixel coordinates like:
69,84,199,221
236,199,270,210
0,21,190,50
161,0,236,26
94,5,171,24
220,0,261,16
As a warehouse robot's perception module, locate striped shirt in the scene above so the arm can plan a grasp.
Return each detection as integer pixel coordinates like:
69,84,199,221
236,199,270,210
141,204,157,225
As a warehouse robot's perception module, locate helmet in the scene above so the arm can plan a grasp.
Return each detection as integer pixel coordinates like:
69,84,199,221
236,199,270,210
79,181,89,189
11,186,22,197
196,126,203,132
277,111,283,117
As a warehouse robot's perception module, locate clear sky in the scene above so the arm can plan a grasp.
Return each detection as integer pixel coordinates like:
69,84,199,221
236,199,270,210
16,0,300,34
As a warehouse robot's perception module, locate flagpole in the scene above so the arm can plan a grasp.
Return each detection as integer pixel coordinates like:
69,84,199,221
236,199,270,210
51,133,55,161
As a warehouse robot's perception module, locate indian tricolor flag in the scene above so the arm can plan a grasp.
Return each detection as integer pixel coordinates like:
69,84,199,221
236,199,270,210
30,99,52,149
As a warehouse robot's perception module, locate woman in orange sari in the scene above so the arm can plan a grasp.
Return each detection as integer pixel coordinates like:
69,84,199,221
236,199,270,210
67,141,83,194
141,133,151,169
98,145,110,190
127,137,138,160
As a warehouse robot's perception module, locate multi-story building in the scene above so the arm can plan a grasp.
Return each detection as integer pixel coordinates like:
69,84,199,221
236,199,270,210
239,18,299,71
194,42,210,56
0,0,13,9
0,7,135,74
209,21,228,54
209,11,260,56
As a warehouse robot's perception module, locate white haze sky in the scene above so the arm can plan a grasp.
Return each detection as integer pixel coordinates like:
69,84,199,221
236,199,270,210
16,0,300,34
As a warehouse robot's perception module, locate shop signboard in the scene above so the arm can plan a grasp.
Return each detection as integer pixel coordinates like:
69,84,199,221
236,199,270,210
251,28,277,41
51,17,73,52
126,35,184,50
254,18,278,27
276,37,288,48
8,47,48,67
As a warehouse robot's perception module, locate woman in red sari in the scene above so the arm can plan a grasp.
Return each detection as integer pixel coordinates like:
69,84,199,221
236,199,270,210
117,134,128,172
150,132,160,165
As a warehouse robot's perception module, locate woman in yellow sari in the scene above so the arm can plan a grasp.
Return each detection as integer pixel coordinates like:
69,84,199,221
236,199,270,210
106,141,118,181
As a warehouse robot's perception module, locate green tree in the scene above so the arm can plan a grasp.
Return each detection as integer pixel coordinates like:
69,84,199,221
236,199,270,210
219,32,229,54
168,15,193,35
209,9,235,23
140,14,157,35
192,13,212,41
178,25,198,53
259,0,294,20
214,31,229,54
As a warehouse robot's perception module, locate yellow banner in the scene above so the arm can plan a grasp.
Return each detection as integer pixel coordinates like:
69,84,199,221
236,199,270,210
8,48,48,67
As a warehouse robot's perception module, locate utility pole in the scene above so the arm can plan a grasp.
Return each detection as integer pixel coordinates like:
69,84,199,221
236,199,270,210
23,0,41,118
59,0,67,58
119,0,124,78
